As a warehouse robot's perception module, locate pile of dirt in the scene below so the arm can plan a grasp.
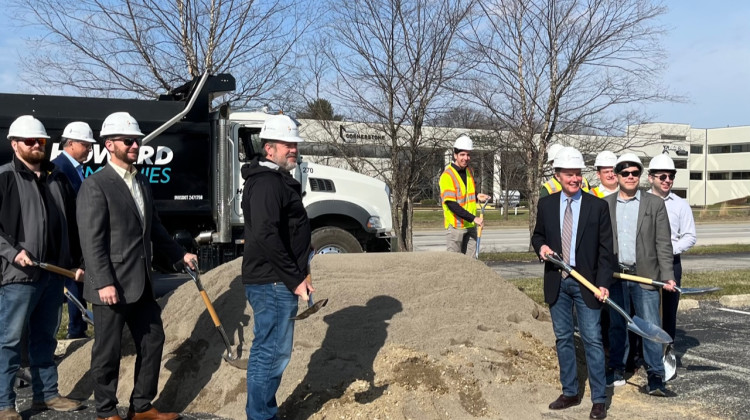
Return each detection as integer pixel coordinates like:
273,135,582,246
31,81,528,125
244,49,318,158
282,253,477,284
56,252,715,419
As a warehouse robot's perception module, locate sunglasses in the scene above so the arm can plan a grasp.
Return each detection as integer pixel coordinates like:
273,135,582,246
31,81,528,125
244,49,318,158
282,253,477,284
654,173,675,181
114,137,140,147
20,138,47,147
619,170,641,178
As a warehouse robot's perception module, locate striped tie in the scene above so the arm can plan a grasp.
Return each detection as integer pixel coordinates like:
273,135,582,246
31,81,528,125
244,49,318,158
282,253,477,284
561,198,573,277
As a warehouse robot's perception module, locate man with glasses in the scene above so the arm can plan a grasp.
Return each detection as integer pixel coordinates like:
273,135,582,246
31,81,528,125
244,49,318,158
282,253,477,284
0,116,84,420
52,121,96,340
77,112,197,420
603,153,676,396
647,154,696,348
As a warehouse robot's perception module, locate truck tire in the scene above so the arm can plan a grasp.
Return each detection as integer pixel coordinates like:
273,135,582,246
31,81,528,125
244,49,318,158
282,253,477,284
312,227,363,254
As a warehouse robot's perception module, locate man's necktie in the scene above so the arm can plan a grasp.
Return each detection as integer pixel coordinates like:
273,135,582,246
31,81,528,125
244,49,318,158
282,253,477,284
561,198,573,277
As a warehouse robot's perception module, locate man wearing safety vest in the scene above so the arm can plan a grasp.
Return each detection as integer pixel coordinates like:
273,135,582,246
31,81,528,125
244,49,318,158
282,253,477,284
439,135,490,257
540,145,590,197
589,151,619,198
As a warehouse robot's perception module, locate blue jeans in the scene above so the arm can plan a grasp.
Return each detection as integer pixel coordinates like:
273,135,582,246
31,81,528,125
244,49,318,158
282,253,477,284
549,276,606,403
245,283,297,420
608,280,664,376
0,273,63,410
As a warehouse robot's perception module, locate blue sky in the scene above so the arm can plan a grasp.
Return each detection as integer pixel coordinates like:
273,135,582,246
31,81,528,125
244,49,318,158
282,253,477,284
1,1,748,129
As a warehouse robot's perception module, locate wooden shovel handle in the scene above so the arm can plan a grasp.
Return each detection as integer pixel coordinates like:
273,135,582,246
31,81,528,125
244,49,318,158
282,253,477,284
614,272,652,284
568,269,603,298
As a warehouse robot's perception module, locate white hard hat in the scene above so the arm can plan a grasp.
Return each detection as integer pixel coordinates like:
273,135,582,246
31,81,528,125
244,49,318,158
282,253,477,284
553,146,586,169
7,115,50,140
259,114,305,143
546,143,564,163
594,151,617,168
615,153,643,173
648,154,676,172
100,112,144,138
62,121,96,143
453,135,473,151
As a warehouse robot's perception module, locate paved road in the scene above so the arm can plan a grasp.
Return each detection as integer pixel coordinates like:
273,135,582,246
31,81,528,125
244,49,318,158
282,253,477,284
413,223,750,253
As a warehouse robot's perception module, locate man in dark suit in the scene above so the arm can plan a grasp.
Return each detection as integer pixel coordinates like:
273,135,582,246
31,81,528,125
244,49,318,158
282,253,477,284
532,146,613,420
603,153,675,397
52,121,96,339
77,112,197,420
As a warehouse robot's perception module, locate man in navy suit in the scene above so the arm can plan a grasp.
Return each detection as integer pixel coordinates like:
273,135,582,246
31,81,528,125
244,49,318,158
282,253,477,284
532,147,614,420
52,122,95,339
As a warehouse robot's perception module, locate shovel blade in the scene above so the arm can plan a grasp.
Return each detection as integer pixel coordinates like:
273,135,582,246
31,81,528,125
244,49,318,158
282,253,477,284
679,286,721,295
291,298,328,320
663,344,677,381
628,315,672,344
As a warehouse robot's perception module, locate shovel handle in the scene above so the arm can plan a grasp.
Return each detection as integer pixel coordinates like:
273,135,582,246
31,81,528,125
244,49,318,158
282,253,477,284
614,272,669,289
33,261,76,279
567,269,604,298
200,291,222,328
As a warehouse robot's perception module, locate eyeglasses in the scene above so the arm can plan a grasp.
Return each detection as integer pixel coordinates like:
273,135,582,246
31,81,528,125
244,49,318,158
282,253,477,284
75,141,93,149
655,173,675,181
619,170,641,178
20,138,47,147
115,137,140,147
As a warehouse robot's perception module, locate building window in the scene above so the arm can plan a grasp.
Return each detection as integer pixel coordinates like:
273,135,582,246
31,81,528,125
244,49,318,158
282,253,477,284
690,144,703,154
709,172,730,180
732,172,750,180
673,159,687,169
708,142,750,154
709,145,731,154
660,134,687,141
672,189,687,199
689,172,702,180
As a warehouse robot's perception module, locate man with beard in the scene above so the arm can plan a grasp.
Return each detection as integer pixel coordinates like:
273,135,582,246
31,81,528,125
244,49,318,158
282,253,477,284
240,114,314,420
0,116,84,420
77,112,196,420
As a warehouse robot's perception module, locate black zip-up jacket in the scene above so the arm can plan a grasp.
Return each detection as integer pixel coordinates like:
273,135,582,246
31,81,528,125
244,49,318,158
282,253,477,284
0,155,81,285
240,156,312,292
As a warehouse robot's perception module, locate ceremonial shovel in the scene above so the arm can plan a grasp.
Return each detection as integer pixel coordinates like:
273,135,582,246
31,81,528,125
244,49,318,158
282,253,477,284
614,272,720,295
32,261,94,326
545,253,671,344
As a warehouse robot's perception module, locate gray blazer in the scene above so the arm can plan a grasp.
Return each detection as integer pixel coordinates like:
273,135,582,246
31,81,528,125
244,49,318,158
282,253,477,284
604,190,674,289
77,164,185,305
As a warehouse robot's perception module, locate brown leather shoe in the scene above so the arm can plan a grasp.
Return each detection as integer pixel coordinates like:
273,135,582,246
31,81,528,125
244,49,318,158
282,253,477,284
126,407,181,420
96,416,124,420
590,402,607,419
548,394,581,410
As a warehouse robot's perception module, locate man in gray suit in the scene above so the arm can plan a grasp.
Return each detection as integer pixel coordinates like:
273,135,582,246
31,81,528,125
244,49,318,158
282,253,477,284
603,153,675,397
77,112,197,420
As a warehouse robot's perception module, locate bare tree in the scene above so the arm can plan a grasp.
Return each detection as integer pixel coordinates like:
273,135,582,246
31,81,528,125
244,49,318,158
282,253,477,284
321,0,476,251
12,0,316,103
458,0,673,245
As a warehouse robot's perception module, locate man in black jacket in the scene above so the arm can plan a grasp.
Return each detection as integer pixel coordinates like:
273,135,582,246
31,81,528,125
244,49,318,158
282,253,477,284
241,114,313,420
0,116,84,420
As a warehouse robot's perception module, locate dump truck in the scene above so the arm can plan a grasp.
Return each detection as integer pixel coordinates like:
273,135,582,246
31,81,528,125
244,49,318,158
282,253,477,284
0,74,394,271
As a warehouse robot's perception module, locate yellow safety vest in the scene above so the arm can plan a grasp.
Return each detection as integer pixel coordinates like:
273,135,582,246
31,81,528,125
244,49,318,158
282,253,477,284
589,186,606,198
540,176,590,197
439,165,477,229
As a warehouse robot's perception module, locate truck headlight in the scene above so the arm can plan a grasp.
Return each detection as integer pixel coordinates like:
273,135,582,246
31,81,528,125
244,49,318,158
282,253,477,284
367,216,383,230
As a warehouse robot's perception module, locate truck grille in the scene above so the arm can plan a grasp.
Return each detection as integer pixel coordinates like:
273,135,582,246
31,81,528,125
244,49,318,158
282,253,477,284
309,178,336,192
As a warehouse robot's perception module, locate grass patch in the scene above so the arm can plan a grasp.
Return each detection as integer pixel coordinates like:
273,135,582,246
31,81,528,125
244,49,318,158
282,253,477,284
506,270,750,306
412,207,529,229
684,244,750,255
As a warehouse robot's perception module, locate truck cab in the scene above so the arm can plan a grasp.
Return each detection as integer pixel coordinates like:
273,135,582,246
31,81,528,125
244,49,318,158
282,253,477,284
229,111,394,254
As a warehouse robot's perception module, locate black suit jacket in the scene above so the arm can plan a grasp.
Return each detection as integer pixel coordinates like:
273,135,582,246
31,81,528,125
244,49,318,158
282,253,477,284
77,164,185,305
52,153,83,193
531,192,614,309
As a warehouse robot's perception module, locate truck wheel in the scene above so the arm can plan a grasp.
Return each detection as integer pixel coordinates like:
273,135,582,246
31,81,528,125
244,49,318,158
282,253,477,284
312,227,363,254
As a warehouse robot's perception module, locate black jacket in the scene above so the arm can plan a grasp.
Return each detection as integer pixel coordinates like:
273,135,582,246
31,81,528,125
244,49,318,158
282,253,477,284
241,157,312,291
0,155,81,285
